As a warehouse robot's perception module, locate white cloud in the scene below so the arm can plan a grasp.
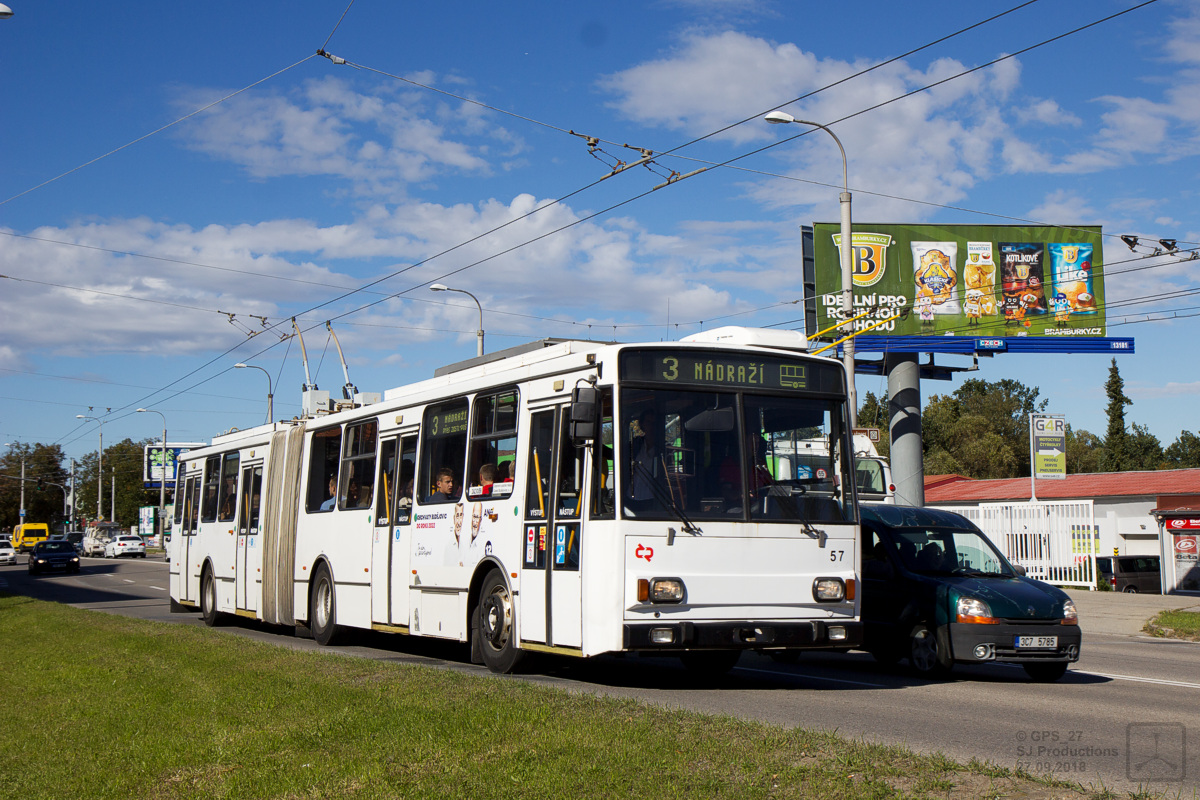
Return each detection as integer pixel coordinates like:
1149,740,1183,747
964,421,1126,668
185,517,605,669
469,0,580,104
174,76,520,196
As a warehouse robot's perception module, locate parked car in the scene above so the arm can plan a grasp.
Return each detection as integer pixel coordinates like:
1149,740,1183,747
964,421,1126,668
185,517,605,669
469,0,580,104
104,535,147,559
0,538,16,566
1095,555,1161,593
859,503,1081,682
28,540,81,575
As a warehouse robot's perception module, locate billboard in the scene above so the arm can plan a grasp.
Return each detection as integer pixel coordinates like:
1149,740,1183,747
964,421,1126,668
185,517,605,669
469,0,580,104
143,443,206,489
811,224,1105,339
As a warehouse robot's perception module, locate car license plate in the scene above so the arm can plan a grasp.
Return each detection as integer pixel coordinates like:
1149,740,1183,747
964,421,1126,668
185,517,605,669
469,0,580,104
1014,635,1057,649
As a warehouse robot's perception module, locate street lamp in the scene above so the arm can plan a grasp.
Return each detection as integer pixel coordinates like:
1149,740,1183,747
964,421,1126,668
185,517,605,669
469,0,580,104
430,283,485,357
765,110,857,427
137,408,168,542
234,363,274,424
76,414,105,522
4,442,24,526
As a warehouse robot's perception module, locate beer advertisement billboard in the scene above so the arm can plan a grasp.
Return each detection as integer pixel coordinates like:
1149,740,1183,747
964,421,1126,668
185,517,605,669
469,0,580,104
810,224,1106,339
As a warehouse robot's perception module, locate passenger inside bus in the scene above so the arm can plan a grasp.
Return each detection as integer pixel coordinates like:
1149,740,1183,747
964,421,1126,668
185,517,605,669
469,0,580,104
427,468,458,502
319,477,337,511
627,408,663,512
476,463,496,497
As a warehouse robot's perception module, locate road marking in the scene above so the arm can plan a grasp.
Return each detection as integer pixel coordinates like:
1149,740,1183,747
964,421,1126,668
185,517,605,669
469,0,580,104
150,586,165,591
1075,670,1200,689
123,579,135,584
737,666,886,688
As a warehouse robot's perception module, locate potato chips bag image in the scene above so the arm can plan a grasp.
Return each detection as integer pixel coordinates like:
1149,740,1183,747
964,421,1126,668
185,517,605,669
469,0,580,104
999,242,1047,314
1049,243,1097,313
965,241,998,314
912,241,959,314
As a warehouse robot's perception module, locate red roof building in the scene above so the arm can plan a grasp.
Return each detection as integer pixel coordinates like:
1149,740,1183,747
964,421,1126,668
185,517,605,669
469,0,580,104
923,468,1200,558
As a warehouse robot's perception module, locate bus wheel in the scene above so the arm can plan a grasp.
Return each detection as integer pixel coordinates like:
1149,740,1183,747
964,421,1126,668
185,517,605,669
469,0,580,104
200,568,222,627
476,568,523,674
310,564,341,646
680,650,741,675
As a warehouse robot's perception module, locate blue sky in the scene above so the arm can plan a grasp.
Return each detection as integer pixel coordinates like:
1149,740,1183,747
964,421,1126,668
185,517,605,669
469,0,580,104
2,0,1199,467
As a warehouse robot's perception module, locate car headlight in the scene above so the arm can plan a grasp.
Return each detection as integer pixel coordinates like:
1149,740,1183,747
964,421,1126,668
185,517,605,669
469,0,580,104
956,595,1000,624
1060,598,1078,626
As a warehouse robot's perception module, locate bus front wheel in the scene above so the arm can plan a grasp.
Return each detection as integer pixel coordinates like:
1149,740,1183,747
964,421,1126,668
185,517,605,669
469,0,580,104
476,568,523,674
310,564,342,646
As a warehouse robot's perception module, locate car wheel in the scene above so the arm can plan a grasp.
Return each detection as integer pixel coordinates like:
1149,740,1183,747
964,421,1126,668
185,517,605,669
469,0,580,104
200,568,222,627
1123,586,1138,594
1023,662,1068,682
908,623,951,678
475,568,523,674
679,650,742,675
309,563,341,646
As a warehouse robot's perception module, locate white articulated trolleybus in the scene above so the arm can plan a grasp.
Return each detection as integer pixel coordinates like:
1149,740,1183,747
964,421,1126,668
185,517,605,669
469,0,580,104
169,326,863,673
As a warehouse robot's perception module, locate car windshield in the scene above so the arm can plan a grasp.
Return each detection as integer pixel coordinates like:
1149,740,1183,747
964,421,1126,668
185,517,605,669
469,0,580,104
39,541,74,553
882,525,1014,577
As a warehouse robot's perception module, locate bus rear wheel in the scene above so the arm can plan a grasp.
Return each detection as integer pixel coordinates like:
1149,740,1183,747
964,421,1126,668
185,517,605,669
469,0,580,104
200,567,222,627
476,568,523,674
310,564,342,646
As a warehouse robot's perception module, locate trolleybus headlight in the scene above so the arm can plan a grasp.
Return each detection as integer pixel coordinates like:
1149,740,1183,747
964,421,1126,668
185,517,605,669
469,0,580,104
956,595,1000,624
649,628,676,644
812,578,846,602
648,578,686,604
1060,599,1078,626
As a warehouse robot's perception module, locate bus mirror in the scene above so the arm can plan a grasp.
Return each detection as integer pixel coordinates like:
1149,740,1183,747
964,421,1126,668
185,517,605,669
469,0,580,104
569,386,599,441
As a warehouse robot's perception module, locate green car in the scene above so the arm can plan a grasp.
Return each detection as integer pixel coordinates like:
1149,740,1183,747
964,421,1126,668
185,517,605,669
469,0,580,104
860,504,1081,682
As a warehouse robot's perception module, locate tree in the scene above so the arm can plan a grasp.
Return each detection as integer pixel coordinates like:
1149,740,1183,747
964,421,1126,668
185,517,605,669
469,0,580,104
1,443,70,531
1165,430,1200,468
1065,426,1104,474
1102,358,1132,472
921,378,1046,479
1126,423,1165,471
857,391,890,457
73,437,161,528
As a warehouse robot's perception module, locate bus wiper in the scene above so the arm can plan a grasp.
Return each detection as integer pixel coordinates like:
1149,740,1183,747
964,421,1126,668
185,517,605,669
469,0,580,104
760,476,827,547
631,460,703,539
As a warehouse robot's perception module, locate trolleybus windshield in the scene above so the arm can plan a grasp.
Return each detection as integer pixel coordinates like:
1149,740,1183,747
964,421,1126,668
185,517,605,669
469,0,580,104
619,349,852,524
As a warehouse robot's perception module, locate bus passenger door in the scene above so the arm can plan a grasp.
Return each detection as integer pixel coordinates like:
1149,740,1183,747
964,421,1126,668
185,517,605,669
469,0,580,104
176,475,200,604
236,464,263,612
372,434,416,627
519,407,583,650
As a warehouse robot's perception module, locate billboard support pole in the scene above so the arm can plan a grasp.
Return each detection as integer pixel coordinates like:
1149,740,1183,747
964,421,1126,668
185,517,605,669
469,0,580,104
886,353,924,507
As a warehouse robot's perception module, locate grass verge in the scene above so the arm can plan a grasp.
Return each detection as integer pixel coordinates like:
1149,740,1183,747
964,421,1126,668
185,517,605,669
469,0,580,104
0,594,1138,800
1143,608,1200,641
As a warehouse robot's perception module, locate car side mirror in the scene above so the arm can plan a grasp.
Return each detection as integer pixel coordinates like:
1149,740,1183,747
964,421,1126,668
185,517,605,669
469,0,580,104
1012,563,1027,576
569,386,599,442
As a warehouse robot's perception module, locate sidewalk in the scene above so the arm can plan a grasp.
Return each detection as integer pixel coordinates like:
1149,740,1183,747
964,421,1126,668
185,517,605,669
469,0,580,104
1065,589,1200,636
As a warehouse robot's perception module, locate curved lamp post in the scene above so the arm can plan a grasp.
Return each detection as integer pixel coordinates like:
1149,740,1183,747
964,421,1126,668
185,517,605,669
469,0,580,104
765,110,857,427
430,283,484,357
76,414,104,521
235,363,274,424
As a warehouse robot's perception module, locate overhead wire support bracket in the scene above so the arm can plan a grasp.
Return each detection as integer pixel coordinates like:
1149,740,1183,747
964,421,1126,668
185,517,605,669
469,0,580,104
316,49,347,65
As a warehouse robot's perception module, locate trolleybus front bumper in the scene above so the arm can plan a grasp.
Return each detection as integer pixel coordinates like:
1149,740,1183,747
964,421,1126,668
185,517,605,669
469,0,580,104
624,619,863,650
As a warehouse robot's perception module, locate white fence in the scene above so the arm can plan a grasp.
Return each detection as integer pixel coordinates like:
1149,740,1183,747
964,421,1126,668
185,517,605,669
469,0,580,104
934,500,1097,590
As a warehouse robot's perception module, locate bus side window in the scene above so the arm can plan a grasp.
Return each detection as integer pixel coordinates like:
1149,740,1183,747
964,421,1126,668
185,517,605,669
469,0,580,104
306,426,342,513
419,399,469,504
340,419,377,510
468,389,518,500
395,438,417,524
239,466,263,534
200,455,221,522
376,438,398,525
589,388,615,520
218,452,240,522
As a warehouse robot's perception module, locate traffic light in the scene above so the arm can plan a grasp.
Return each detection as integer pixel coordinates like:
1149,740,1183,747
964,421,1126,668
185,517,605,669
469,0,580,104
36,478,44,490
